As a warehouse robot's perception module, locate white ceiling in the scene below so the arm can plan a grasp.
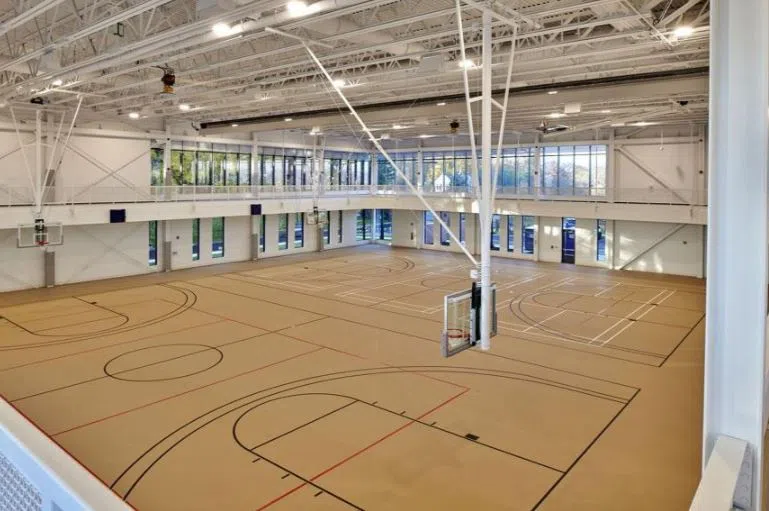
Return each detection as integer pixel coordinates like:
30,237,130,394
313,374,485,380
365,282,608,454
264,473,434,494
0,0,709,139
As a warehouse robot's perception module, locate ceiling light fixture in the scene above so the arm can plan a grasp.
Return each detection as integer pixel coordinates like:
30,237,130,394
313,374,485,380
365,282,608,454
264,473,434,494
212,22,240,37
419,134,432,139
547,90,558,95
284,117,293,122
231,123,239,127
392,124,405,129
437,101,447,106
51,79,63,87
287,0,317,17
548,112,565,119
178,103,191,111
332,79,346,88
128,112,140,119
600,109,612,114
458,59,475,69
673,25,694,38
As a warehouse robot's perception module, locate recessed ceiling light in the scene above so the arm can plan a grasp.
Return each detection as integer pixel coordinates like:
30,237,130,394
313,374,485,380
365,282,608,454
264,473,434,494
212,22,236,37
548,112,565,118
458,59,475,69
51,79,63,87
287,0,317,17
547,90,558,95
128,112,140,119
178,103,191,111
332,79,346,88
673,26,694,38
231,123,239,127
284,117,293,122
437,101,447,106
600,109,612,114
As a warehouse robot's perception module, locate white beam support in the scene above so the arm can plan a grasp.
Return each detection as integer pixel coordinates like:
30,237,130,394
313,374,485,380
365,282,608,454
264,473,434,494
298,40,478,266
703,1,769,510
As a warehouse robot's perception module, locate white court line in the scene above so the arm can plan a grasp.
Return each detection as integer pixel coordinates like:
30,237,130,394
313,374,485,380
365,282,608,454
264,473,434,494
597,290,672,347
376,301,436,314
656,289,676,306
523,309,568,333
236,275,333,292
589,289,669,346
594,282,620,297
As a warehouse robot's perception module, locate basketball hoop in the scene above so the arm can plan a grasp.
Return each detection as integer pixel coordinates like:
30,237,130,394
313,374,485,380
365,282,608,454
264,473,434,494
445,328,471,341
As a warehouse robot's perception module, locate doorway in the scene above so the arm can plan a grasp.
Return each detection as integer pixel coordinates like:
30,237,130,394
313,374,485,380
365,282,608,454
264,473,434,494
562,217,576,264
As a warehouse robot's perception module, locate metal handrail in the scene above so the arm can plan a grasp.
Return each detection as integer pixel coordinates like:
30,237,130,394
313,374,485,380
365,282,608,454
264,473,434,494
0,185,709,207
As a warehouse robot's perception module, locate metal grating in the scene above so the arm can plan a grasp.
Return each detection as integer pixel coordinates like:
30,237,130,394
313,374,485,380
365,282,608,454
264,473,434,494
0,452,43,511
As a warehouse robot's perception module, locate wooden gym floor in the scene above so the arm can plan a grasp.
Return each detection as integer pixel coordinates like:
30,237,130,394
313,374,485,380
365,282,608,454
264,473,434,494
0,246,704,510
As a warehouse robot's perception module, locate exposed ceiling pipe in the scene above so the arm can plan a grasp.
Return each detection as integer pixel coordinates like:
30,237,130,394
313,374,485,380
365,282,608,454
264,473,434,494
305,17,426,58
0,0,179,89
81,12,674,111
3,0,386,102
0,0,68,39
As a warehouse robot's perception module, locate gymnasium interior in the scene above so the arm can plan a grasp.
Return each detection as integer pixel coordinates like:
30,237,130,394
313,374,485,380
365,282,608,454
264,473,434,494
0,0,764,510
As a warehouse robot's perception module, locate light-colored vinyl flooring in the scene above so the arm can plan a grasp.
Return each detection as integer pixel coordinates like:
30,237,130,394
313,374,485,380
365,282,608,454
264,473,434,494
0,246,704,510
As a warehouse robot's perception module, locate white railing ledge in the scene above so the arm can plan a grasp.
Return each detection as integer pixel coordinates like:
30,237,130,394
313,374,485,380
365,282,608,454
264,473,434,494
690,435,751,511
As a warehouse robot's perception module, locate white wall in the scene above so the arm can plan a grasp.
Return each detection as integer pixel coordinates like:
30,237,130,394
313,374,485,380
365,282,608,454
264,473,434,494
614,139,705,204
167,216,251,270
392,210,478,256
613,221,704,278
538,216,561,263
0,222,155,292
0,228,44,291
0,131,150,204
259,209,365,259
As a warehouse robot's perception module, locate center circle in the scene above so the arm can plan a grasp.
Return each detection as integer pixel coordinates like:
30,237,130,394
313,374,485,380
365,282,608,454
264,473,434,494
104,344,223,382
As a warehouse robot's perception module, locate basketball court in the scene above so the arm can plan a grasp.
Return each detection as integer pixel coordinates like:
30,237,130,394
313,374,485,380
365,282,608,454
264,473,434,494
0,246,704,510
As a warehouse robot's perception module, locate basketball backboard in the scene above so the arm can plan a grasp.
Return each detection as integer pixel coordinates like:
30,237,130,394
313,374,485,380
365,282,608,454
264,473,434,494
441,282,497,357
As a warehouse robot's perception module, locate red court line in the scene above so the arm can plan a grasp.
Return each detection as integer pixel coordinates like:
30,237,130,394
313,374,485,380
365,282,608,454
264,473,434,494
1,395,139,510
52,347,323,437
0,319,227,373
255,387,469,510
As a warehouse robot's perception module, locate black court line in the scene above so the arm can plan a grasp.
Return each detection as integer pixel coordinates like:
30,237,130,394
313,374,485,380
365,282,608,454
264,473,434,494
112,367,629,500
530,388,641,511
660,314,706,367
0,285,197,350
206,273,653,381
110,366,639,499
9,315,329,402
248,400,357,451
529,292,704,328
32,314,128,334
226,271,663,367
510,295,674,361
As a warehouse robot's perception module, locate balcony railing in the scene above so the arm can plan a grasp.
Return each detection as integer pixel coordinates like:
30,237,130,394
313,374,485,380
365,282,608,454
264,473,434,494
0,185,708,207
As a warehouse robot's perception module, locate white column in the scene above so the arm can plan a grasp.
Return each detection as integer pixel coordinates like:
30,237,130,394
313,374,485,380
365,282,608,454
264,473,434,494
607,129,615,203
163,125,172,186
251,133,259,186
478,9,492,351
704,1,769,508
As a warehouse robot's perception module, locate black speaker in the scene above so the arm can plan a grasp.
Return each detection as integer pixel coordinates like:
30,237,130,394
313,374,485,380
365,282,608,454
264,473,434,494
250,204,262,215
110,209,126,223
